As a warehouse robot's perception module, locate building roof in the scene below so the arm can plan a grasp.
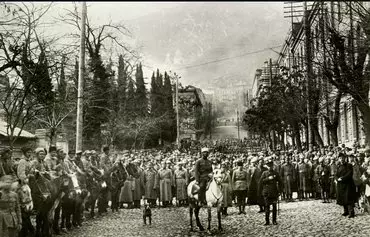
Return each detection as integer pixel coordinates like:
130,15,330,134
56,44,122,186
0,121,36,139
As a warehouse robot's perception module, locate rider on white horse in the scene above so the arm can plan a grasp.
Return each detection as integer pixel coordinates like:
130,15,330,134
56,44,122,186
194,148,213,206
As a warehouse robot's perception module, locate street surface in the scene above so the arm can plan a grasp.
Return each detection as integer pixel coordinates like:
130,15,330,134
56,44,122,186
211,126,249,140
64,200,370,237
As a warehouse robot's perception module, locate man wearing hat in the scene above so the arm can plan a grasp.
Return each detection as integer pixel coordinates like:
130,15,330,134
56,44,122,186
100,146,111,172
45,146,58,171
159,160,174,207
194,147,213,206
144,162,159,207
17,147,33,185
232,159,248,214
259,157,283,225
297,154,310,200
316,156,330,203
280,156,295,202
175,161,188,206
132,159,145,209
0,148,14,178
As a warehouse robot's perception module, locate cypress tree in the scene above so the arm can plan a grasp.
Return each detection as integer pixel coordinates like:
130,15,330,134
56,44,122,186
162,71,176,141
150,71,158,115
126,78,136,119
58,59,67,100
135,63,148,117
155,70,164,117
117,55,127,115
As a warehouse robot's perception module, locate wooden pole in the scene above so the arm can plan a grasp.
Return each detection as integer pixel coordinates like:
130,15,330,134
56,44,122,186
76,2,87,152
304,1,313,151
176,74,180,149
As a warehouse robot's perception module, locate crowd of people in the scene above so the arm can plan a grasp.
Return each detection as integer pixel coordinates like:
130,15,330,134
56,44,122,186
0,139,370,236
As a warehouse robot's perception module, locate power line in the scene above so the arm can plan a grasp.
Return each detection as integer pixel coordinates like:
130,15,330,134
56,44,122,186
174,45,284,71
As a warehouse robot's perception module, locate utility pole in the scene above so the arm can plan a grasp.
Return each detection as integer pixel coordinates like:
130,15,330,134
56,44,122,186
237,109,240,140
76,2,87,152
175,73,180,149
304,1,313,151
209,102,212,140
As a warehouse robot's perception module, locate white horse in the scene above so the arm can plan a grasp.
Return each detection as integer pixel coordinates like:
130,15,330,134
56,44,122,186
187,173,224,233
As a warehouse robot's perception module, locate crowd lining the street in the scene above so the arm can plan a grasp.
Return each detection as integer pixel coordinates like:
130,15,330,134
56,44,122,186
0,139,370,236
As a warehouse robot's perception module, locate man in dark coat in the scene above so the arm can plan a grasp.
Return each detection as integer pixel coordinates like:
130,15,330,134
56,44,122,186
194,147,213,206
259,157,283,225
336,153,356,218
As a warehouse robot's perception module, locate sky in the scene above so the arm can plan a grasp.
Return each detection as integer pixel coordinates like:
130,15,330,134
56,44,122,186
12,2,291,90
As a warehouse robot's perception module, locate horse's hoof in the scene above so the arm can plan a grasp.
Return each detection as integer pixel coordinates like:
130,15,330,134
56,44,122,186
189,227,194,232
199,227,205,232
207,229,212,235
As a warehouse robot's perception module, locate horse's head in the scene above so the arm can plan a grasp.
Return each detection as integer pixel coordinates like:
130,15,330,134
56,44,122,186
212,169,223,186
18,184,33,212
213,176,223,186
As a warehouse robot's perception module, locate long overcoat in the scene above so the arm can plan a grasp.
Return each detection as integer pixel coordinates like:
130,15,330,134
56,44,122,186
144,169,159,200
132,168,144,201
336,162,356,206
159,168,173,202
219,170,233,207
174,169,188,201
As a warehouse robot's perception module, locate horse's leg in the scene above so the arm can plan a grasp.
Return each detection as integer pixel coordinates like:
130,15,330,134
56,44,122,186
189,204,194,231
195,206,204,231
217,204,223,231
35,213,41,237
90,197,96,218
207,205,211,231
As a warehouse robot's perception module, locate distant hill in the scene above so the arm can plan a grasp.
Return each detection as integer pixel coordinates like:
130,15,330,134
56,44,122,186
128,2,289,90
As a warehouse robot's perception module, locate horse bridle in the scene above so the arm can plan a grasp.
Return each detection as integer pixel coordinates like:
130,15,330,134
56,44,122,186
210,177,223,203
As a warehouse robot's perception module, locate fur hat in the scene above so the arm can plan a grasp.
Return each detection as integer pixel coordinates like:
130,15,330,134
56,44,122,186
201,147,209,153
35,147,46,154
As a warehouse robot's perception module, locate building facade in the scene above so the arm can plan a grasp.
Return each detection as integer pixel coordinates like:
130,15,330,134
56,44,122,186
277,1,369,148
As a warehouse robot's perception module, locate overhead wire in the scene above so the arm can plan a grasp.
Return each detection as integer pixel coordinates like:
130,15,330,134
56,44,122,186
173,44,284,71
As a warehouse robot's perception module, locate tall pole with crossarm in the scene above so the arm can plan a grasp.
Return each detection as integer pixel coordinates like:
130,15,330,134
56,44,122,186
76,2,87,152
175,73,180,149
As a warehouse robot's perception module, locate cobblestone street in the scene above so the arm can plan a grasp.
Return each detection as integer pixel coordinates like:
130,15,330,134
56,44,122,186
63,200,370,237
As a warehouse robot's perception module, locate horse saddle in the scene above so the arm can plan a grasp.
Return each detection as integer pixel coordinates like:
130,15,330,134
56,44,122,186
191,180,212,196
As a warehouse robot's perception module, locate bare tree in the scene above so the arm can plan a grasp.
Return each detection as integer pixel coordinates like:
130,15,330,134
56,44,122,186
0,3,55,147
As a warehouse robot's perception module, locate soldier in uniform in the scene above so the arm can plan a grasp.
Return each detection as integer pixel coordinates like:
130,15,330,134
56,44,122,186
317,157,330,203
297,155,310,200
44,146,58,171
144,162,159,207
159,160,174,207
17,147,33,185
132,159,144,209
174,161,188,206
329,154,337,199
0,148,15,178
232,160,248,215
194,148,213,206
259,157,283,226
219,161,233,216
280,156,295,202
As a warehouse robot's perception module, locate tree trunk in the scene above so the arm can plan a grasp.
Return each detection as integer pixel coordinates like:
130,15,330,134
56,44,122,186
280,131,285,151
313,126,324,148
357,101,370,148
293,122,302,152
291,131,296,147
327,126,339,147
